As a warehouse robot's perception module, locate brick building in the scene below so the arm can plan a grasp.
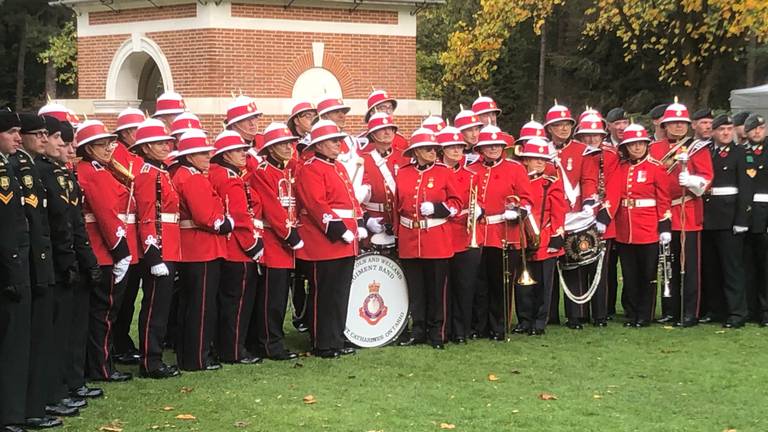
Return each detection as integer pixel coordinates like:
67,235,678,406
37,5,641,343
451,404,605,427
56,0,441,134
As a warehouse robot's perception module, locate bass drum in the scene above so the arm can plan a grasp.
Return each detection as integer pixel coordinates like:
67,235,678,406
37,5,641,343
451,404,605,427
561,211,603,271
345,252,409,348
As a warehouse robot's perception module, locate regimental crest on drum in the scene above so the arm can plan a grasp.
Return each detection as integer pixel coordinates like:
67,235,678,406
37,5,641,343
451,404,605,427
359,280,388,325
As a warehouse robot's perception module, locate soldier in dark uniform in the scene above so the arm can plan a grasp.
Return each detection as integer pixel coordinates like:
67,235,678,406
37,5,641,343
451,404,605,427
701,114,752,328
11,114,69,428
0,110,37,432
691,108,713,141
732,111,751,147
742,114,768,326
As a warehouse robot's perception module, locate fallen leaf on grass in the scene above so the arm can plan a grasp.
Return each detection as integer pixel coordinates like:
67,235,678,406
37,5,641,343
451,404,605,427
234,420,249,428
162,406,174,411
511,409,520,414
175,414,197,420
180,386,194,393
538,392,558,401
487,374,500,382
593,394,603,399
715,330,726,334
303,395,317,405
722,429,737,432
663,325,674,330
439,423,456,429
99,427,123,432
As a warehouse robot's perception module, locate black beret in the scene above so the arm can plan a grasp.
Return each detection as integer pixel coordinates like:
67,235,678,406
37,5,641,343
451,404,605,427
691,108,713,121
19,113,47,133
42,115,62,136
60,121,74,143
733,111,751,126
744,113,766,133
0,109,21,133
605,107,626,123
648,104,669,120
711,114,733,130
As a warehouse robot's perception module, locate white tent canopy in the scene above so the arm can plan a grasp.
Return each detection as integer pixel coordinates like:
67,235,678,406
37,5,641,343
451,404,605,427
730,84,768,118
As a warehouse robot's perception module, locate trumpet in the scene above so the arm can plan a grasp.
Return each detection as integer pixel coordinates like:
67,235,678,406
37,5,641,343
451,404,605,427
516,208,537,287
466,178,479,249
278,170,297,228
658,241,673,298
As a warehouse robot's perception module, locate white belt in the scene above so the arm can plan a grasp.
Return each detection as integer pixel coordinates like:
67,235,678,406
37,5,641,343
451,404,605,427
709,186,738,196
179,220,197,229
484,214,507,224
160,213,179,223
399,216,447,230
332,208,357,218
252,218,264,229
754,193,768,203
621,198,656,208
83,213,136,224
363,202,385,212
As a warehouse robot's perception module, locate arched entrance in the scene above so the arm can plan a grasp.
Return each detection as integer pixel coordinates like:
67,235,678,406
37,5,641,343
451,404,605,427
292,67,343,101
105,36,174,111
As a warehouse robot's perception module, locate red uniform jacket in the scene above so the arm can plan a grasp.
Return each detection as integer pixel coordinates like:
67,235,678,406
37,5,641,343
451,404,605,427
77,159,139,265
528,174,567,261
395,162,462,259
209,163,263,263
295,154,363,261
134,160,181,264
605,156,672,244
361,148,409,226
475,158,533,249
555,140,599,211
393,132,409,154
251,157,300,269
113,141,143,176
172,164,229,262
446,159,483,253
598,145,621,240
649,139,713,231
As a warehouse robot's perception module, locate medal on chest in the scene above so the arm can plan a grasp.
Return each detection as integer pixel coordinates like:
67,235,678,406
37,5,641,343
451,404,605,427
427,177,434,189
566,158,573,171
636,170,647,183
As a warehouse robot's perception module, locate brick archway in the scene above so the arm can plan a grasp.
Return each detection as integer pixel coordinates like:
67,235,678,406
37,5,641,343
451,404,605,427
279,50,358,98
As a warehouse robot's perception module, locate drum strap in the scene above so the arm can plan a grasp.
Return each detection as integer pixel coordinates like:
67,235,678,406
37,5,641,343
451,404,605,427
371,150,397,194
557,249,605,305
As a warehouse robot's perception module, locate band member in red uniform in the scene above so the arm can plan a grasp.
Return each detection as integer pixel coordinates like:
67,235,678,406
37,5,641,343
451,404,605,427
287,101,316,154
454,109,483,163
75,120,138,382
474,125,533,340
249,123,305,360
364,89,409,154
395,128,461,349
604,123,672,327
225,96,264,171
295,120,364,359
544,102,600,329
170,112,205,142
128,119,182,379
208,130,265,365
513,138,566,335
472,94,501,127
152,91,186,129
360,113,408,247
421,115,447,134
649,101,713,327
438,125,482,343
171,130,232,371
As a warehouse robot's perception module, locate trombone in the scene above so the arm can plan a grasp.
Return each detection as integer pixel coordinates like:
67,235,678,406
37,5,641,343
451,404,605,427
467,178,479,248
516,207,537,287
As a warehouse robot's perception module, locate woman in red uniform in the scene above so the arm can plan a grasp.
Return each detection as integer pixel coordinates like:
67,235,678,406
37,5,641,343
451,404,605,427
604,123,672,327
75,120,139,382
171,130,232,370
128,119,181,379
395,128,462,349
512,138,567,335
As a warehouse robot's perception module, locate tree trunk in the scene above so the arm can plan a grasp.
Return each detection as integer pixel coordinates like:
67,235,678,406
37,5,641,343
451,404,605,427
698,57,720,108
746,35,757,87
15,16,28,111
45,61,56,100
536,22,547,119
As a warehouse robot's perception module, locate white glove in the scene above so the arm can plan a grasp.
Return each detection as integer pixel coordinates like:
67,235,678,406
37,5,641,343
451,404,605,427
292,240,304,250
596,222,607,234
366,217,385,234
659,232,671,245
420,202,435,216
503,209,519,221
341,230,355,243
355,184,372,204
150,263,170,277
678,171,691,187
112,256,132,283
473,203,483,220
357,226,369,240
733,225,749,234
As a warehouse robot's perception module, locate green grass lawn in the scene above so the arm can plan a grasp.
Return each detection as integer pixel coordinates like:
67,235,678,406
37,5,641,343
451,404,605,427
62,311,768,432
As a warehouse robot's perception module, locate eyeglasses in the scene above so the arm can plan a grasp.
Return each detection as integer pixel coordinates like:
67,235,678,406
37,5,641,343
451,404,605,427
298,112,316,120
22,131,48,138
376,103,395,112
420,147,438,153
90,140,117,149
148,141,172,148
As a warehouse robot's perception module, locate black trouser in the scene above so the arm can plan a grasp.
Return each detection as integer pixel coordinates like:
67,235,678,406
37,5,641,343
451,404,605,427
0,253,30,427
561,260,600,322
253,267,292,357
481,246,520,337
744,232,768,322
515,258,557,330
86,265,129,380
471,258,490,336
402,258,450,344
26,284,55,418
701,230,747,322
590,239,614,322
605,240,620,316
218,261,257,362
113,263,141,355
64,271,90,392
449,248,482,339
138,261,176,371
307,257,354,351
660,231,701,320
290,267,309,328
617,242,658,323
49,281,75,403
176,260,221,370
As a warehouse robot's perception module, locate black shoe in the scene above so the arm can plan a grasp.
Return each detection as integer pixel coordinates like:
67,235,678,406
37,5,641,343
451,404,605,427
431,342,445,350
593,319,608,327
451,337,466,344
312,349,339,359
655,315,676,324
489,333,506,341
397,336,425,347
45,403,78,417
529,328,545,336
760,320,768,327
723,320,746,329
634,320,651,328
565,321,583,330
204,362,222,371
269,351,299,361
114,350,140,365
60,397,87,409
468,331,480,340
70,385,103,399
25,416,62,429
2,425,27,432
140,364,181,379
293,321,309,333
225,355,263,365
90,370,132,382
512,325,530,335
675,317,699,328
338,347,356,356
699,314,714,324
623,321,635,328
606,314,615,321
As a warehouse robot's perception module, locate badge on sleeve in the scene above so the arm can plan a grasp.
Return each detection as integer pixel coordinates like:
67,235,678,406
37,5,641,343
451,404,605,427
22,175,33,189
0,176,9,190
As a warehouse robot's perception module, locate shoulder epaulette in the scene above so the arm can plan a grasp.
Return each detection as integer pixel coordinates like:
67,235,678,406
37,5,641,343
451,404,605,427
91,161,105,170
647,157,661,166
583,146,601,156
257,161,268,170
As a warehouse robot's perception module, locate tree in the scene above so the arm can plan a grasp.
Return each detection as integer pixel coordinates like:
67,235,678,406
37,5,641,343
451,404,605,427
38,20,77,98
